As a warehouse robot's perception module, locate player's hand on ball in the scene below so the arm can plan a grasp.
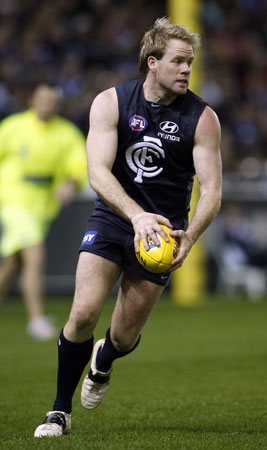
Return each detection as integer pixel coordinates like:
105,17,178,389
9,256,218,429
135,225,180,273
131,212,172,253
168,230,194,271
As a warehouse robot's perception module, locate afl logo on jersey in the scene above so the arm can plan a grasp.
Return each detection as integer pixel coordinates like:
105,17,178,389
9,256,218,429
129,115,148,131
159,121,179,134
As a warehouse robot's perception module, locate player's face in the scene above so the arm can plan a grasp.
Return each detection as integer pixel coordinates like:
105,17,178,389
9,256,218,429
153,39,194,96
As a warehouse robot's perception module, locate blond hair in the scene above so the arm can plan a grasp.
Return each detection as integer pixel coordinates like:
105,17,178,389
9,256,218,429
138,17,201,74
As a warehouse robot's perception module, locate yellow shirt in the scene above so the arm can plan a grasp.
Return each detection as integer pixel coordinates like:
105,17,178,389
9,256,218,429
0,109,87,222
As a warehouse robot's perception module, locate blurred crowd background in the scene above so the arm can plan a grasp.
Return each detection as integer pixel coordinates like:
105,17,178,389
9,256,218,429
1,0,267,299
203,0,267,181
0,0,165,133
1,0,267,181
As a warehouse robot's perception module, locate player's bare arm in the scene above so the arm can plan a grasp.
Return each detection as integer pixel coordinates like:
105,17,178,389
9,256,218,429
169,106,222,270
87,88,171,251
87,88,145,218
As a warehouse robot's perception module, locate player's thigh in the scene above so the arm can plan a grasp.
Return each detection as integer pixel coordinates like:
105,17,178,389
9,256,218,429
111,271,165,349
70,251,122,323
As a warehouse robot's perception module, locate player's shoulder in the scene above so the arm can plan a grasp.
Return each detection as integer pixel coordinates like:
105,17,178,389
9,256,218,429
199,105,220,127
93,79,142,106
195,105,221,140
93,87,117,107
115,79,143,100
90,87,118,123
91,79,143,110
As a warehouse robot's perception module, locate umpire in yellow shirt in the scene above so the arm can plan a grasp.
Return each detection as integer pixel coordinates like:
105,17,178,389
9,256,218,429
0,84,87,340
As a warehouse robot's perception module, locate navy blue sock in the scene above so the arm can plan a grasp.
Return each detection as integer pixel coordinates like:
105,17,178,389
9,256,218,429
95,327,141,373
53,329,94,414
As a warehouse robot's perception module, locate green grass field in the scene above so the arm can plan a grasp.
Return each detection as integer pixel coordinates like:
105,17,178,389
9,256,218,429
1,296,267,449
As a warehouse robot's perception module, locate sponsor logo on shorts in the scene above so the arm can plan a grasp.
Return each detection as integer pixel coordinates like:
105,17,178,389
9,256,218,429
129,115,147,131
82,231,98,245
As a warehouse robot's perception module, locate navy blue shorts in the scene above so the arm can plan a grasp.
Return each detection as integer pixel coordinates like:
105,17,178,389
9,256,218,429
79,216,171,286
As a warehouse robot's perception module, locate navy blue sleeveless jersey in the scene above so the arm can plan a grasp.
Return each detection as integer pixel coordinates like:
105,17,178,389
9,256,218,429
92,79,207,232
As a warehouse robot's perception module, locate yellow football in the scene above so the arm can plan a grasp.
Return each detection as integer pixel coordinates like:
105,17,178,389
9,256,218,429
135,225,179,273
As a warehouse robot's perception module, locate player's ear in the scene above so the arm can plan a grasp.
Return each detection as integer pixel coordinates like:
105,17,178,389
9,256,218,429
147,56,158,73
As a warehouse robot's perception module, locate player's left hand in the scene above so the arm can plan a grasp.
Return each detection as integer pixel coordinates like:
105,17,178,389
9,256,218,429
168,230,194,271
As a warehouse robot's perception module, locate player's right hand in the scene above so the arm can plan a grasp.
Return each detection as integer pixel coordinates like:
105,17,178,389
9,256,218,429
131,212,173,253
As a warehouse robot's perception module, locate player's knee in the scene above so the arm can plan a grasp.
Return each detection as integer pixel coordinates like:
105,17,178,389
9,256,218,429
111,332,137,353
69,305,98,334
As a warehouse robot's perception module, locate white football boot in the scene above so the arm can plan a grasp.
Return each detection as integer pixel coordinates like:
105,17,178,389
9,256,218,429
34,411,71,437
81,338,112,410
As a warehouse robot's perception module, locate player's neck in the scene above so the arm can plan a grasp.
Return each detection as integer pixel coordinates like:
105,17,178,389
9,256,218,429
143,78,177,106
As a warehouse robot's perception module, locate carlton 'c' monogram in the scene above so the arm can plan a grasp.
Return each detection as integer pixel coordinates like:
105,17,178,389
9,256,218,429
125,136,165,184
